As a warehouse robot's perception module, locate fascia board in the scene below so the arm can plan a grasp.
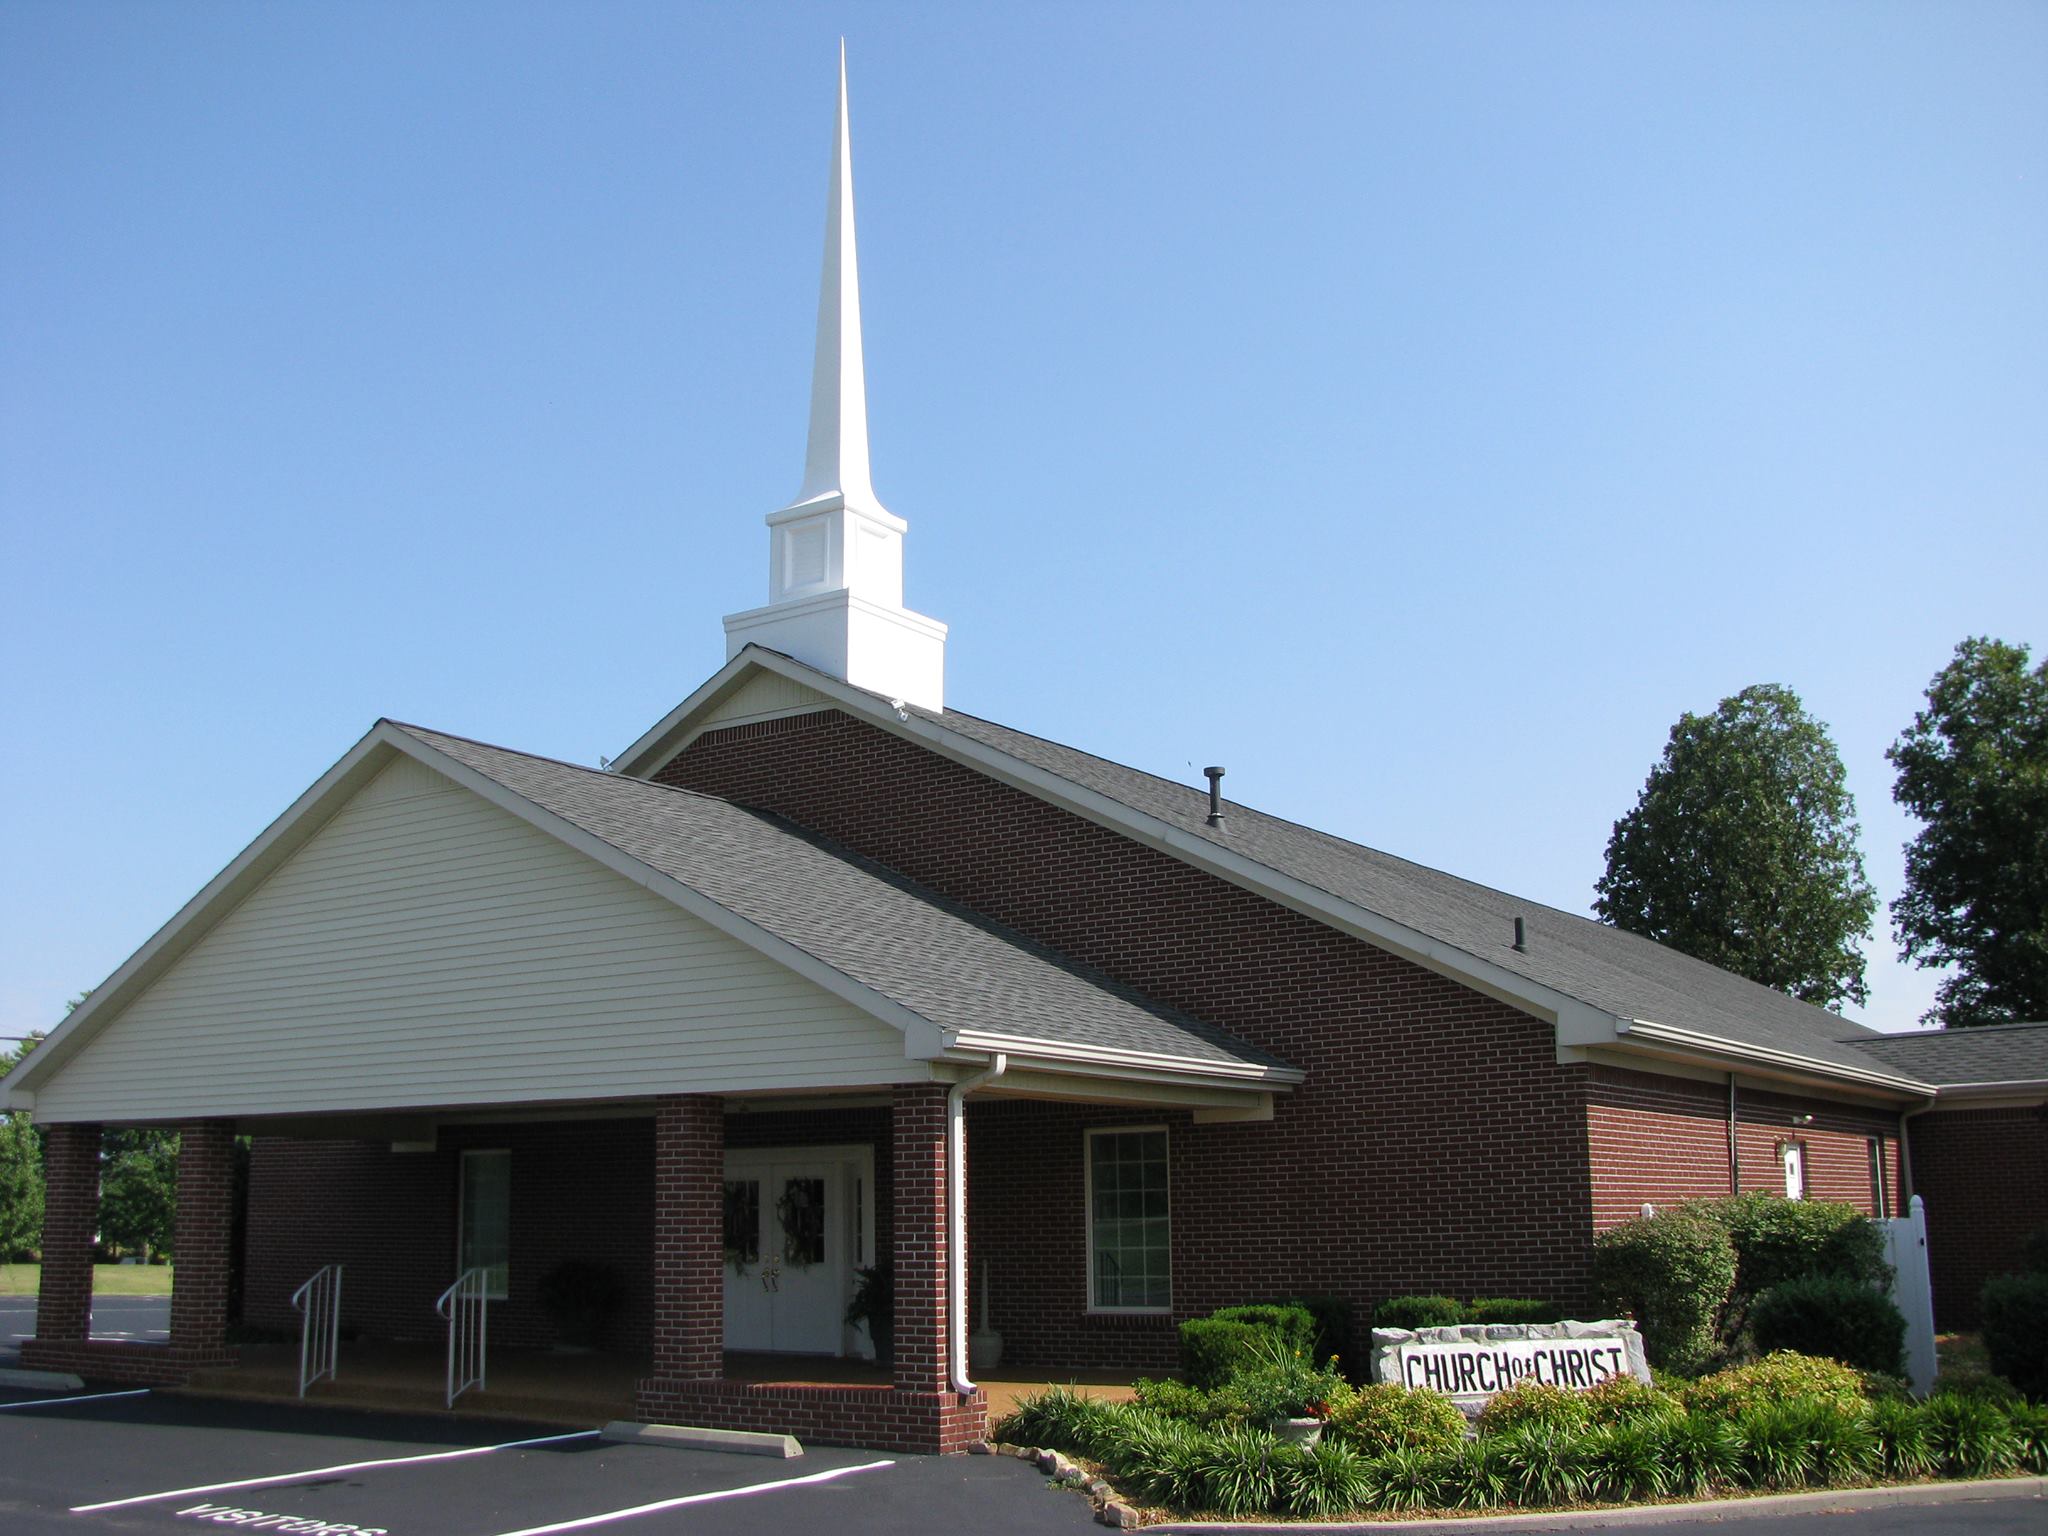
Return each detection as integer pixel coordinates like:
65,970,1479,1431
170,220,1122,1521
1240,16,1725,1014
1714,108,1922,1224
1,724,401,1101
384,727,955,1064
1616,1018,1934,1098
624,649,1603,1032
1929,1079,2048,1102
610,652,766,775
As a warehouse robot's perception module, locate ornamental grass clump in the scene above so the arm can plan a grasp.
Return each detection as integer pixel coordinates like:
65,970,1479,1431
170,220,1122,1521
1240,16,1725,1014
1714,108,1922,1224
1491,1421,1591,1506
1474,1378,1595,1437
1578,1419,1674,1502
1191,1426,1286,1517
1798,1400,1881,1486
996,1386,1130,1457
1323,1381,1465,1458
1358,1445,1447,1513
1735,1401,1819,1489
1653,1410,1744,1497
1435,1437,1512,1509
1868,1396,1937,1478
2006,1401,2048,1474
1925,1393,2021,1478
1276,1439,1372,1520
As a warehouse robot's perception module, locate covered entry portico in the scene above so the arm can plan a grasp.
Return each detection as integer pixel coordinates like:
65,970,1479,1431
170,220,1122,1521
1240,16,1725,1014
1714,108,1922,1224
2,719,1294,1452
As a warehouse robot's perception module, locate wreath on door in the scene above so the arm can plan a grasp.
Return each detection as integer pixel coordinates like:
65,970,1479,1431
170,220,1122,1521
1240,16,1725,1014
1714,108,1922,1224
778,1178,826,1270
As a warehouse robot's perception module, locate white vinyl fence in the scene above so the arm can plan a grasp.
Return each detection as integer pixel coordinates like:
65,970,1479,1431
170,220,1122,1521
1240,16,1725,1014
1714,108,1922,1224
1877,1194,1937,1397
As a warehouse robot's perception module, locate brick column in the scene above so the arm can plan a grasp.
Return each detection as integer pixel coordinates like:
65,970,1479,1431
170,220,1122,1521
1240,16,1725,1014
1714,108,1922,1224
34,1122,101,1343
892,1083,952,1394
649,1095,723,1383
169,1120,235,1361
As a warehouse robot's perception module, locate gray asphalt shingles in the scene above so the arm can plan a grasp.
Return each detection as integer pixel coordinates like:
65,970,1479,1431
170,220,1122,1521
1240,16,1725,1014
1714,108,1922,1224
393,724,1288,1075
1842,1022,2048,1087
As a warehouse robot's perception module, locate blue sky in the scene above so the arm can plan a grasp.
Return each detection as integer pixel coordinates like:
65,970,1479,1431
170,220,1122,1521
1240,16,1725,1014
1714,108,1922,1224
4,2,2043,1042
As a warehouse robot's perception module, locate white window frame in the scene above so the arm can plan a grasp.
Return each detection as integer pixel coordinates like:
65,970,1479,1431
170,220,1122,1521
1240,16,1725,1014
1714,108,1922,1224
1084,1125,1171,1315
458,1148,511,1300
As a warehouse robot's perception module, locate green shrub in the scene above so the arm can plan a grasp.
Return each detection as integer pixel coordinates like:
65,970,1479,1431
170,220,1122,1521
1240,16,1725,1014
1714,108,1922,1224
1980,1270,2048,1401
1132,1376,1250,1428
995,1386,1131,1455
1465,1296,1563,1324
1110,1416,1210,1509
1474,1378,1594,1437
1373,1294,1465,1330
1926,1392,2020,1477
1680,1351,1869,1420
1323,1381,1465,1458
1751,1275,1906,1375
1869,1396,1936,1478
1799,1400,1880,1486
1592,1210,1737,1372
1211,1303,1315,1352
2018,1225,2048,1274
1691,1192,1889,1341
1178,1318,1268,1389
1582,1373,1682,1426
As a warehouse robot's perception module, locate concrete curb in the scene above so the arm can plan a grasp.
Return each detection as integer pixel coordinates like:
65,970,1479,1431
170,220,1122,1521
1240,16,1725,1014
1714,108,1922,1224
599,1419,802,1458
1144,1475,2047,1531
0,1368,87,1391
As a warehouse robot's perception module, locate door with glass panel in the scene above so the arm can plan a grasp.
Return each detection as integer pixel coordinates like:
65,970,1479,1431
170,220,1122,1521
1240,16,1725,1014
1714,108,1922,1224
722,1148,873,1354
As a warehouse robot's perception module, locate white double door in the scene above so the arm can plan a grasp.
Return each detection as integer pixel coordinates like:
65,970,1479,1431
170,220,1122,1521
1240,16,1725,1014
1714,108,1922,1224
722,1146,874,1356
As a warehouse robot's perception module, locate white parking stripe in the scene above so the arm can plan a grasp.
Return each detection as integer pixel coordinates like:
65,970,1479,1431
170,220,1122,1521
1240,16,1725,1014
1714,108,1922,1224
485,1459,897,1536
71,1427,600,1511
0,1388,151,1411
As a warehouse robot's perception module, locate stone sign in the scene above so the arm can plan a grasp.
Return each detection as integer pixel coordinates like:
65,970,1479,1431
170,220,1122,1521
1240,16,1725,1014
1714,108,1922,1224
1370,1320,1650,1407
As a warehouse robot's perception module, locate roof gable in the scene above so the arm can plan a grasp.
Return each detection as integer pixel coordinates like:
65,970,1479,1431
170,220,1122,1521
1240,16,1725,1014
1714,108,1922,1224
617,648,1932,1097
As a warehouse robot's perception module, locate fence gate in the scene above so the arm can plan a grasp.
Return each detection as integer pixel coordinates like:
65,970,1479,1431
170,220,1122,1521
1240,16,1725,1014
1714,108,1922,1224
1876,1194,1936,1396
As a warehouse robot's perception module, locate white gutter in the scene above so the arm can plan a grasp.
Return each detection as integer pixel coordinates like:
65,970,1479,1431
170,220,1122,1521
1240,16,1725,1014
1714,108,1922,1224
1616,1019,1934,1097
949,1051,1006,1396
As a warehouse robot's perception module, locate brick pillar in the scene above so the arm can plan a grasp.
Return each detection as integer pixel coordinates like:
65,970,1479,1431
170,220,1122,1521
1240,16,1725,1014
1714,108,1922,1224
169,1120,235,1361
892,1083,952,1394
34,1122,101,1343
649,1094,723,1383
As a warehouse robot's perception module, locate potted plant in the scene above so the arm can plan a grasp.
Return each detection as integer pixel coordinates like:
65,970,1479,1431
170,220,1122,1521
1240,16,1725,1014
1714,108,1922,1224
1236,1332,1344,1446
846,1262,893,1366
536,1261,624,1352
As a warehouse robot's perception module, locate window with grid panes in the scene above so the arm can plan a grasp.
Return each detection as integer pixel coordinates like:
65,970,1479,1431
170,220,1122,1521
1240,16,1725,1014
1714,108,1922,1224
1086,1127,1169,1311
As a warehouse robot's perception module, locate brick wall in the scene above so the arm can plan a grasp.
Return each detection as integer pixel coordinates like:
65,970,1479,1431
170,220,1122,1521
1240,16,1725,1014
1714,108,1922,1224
246,1117,655,1350
663,710,1600,1366
1908,1105,2048,1328
1587,1066,1904,1231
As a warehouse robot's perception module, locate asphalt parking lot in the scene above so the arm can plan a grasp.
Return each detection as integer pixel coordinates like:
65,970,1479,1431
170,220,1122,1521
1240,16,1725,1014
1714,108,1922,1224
0,1383,1094,1536
0,1295,171,1362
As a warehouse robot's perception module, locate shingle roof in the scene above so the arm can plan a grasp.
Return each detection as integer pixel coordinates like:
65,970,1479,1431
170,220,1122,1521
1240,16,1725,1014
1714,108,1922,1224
869,698,1917,1083
391,723,1292,1079
1840,1023,2048,1088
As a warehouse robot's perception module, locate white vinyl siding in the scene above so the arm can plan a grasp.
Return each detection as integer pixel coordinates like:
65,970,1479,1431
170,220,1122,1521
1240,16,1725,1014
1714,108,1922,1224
34,756,916,1120
697,672,830,730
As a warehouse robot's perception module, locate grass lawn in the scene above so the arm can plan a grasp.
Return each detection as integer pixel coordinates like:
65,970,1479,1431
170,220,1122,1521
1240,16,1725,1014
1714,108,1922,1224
0,1262,174,1296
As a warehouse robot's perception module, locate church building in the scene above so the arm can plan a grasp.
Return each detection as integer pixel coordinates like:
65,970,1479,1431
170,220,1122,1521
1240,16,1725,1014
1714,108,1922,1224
7,56,2043,1453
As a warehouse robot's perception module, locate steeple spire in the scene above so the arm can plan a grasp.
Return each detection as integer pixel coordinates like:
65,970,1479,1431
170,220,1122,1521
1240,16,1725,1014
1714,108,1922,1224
793,42,876,513
722,45,947,711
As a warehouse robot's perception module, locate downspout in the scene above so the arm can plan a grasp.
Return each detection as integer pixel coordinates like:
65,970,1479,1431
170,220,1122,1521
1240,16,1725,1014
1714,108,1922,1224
1897,1095,1938,1211
1727,1074,1740,1195
949,1052,1007,1396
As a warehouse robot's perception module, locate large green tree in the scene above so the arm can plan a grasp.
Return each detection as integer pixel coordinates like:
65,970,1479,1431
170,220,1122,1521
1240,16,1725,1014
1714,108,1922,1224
0,1032,45,1260
1595,683,1877,1010
1888,637,2048,1027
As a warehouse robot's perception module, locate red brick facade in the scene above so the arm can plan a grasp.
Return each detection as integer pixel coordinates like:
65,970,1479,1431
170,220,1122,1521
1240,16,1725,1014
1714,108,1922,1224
1907,1105,2048,1328
1587,1066,1904,1232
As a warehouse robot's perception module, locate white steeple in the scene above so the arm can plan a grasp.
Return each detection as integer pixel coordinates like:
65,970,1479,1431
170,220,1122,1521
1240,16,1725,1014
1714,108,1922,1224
723,44,947,711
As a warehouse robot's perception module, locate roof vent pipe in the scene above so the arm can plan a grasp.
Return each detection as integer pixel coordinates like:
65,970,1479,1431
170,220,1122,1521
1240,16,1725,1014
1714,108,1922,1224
1204,766,1226,829
1513,916,1526,952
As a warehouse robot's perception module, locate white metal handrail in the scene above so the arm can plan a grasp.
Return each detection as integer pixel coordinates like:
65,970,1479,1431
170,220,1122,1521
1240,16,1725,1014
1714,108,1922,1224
436,1266,491,1406
290,1264,343,1398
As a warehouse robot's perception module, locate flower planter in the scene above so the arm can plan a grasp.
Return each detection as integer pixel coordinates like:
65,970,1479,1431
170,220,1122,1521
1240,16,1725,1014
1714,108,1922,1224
1274,1416,1323,1447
